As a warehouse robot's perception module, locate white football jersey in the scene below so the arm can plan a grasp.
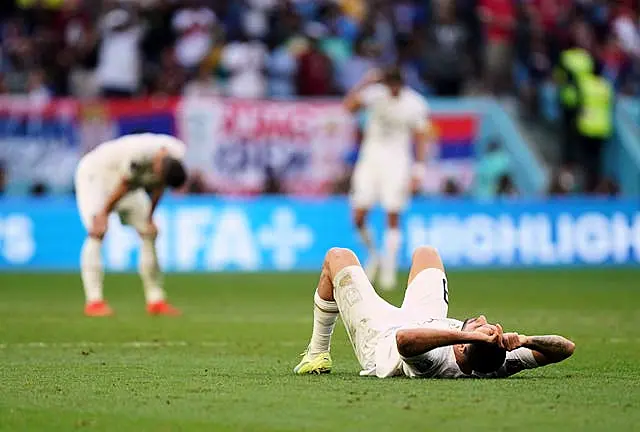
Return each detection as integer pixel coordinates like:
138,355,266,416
81,133,186,193
373,318,540,379
360,84,429,160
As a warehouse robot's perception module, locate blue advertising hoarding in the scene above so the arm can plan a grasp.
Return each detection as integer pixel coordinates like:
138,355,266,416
0,197,638,271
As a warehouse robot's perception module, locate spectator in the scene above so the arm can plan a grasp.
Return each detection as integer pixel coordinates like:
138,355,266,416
243,0,277,40
478,0,516,95
397,35,427,94
612,4,640,61
594,178,620,196
184,63,220,98
441,177,463,196
152,48,187,96
514,2,552,117
266,40,298,98
339,37,376,93
555,20,595,168
62,4,99,98
361,1,397,65
600,33,631,92
472,140,510,199
574,63,614,192
26,69,51,104
548,168,577,195
267,1,303,48
172,0,217,71
323,1,359,44
221,32,268,99
319,7,353,74
496,174,518,197
424,0,468,97
1,17,34,94
96,4,144,98
296,24,335,96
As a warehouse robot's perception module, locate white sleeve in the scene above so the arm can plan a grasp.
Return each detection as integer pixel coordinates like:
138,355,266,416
614,17,640,56
400,346,450,378
164,137,186,160
222,44,243,70
359,84,385,107
474,348,539,379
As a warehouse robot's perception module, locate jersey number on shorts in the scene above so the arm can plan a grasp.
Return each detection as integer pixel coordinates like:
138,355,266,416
443,279,449,304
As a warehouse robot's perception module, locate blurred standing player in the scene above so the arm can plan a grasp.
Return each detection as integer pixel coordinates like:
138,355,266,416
75,133,187,316
344,67,433,290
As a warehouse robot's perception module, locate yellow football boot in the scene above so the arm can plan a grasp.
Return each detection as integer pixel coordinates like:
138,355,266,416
293,349,332,375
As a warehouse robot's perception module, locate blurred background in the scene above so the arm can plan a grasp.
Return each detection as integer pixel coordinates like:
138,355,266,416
0,0,638,272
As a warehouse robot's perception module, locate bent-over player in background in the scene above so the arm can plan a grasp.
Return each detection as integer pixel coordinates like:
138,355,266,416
75,133,187,317
344,67,434,291
294,246,575,378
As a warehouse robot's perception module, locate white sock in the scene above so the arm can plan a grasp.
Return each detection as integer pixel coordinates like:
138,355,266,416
383,228,402,273
81,237,104,304
308,290,339,357
139,236,166,304
357,226,376,256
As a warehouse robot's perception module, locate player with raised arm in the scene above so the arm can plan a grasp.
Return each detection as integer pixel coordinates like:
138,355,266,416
293,246,575,378
344,66,434,291
75,133,187,317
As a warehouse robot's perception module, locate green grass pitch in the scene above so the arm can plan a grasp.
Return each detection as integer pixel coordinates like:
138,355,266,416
0,269,639,431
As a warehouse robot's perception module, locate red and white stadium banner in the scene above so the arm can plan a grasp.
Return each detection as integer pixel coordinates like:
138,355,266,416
176,98,356,195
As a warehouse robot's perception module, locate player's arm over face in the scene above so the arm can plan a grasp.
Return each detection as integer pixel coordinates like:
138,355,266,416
395,326,499,358
343,69,383,113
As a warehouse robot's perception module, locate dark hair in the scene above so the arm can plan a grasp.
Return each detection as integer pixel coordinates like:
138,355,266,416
383,66,404,85
465,343,506,374
162,157,187,188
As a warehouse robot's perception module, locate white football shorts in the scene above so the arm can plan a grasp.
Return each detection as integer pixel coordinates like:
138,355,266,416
350,155,412,213
75,157,151,233
332,265,449,375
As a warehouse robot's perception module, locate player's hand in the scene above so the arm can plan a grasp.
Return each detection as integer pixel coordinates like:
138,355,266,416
90,212,108,239
411,175,422,195
411,163,426,195
473,323,504,347
502,332,525,351
145,220,158,239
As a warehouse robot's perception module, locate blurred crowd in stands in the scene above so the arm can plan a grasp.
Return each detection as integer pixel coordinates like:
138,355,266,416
0,0,636,198
1,0,638,100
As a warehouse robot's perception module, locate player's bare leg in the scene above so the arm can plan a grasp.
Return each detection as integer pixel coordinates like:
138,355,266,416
407,245,445,285
379,212,401,291
138,231,180,316
81,231,112,317
353,207,378,280
294,248,361,374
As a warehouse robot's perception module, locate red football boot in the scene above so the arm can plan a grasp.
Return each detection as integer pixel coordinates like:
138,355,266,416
147,301,181,316
84,301,114,317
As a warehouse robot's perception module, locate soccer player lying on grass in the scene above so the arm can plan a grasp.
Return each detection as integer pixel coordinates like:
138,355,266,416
294,246,575,378
75,133,187,317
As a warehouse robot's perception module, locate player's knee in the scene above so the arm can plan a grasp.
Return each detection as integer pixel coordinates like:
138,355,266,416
325,247,359,278
89,232,105,241
353,212,366,229
387,212,400,228
325,247,357,264
412,246,444,272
